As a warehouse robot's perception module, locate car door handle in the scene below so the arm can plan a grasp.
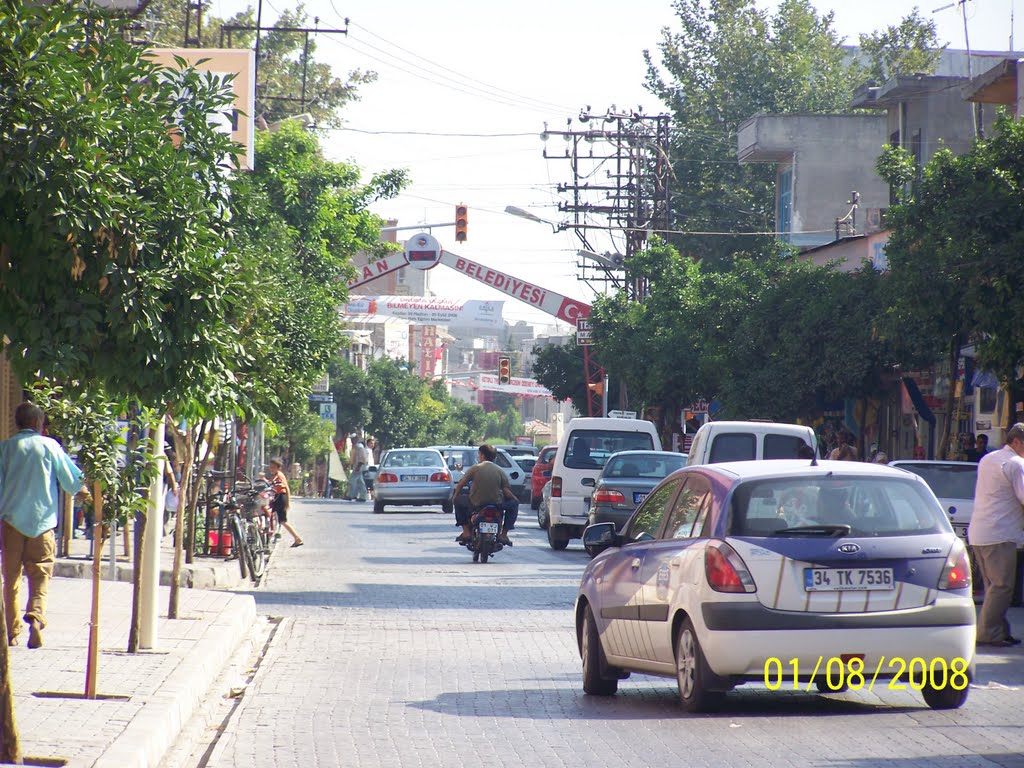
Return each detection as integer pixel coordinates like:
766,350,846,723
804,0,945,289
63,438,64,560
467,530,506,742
631,558,641,570
670,559,681,568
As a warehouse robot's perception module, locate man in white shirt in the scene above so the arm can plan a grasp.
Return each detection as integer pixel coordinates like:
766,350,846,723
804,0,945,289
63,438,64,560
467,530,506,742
969,423,1024,647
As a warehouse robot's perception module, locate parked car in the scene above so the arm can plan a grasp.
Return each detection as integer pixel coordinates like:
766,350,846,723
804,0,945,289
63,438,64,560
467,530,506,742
577,459,975,711
531,445,557,510
586,450,688,533
686,420,817,465
888,459,1001,601
497,444,539,458
430,445,530,503
547,416,661,551
373,448,453,514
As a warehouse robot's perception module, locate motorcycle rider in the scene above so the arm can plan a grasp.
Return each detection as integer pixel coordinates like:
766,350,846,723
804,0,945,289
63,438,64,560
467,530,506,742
452,444,518,546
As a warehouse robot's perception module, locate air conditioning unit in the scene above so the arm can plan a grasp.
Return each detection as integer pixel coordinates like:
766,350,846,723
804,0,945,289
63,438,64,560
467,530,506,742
866,208,888,232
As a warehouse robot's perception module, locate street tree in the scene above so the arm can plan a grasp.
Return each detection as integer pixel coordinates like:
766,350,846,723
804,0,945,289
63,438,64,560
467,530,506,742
139,0,374,127
857,7,943,84
878,113,1024,440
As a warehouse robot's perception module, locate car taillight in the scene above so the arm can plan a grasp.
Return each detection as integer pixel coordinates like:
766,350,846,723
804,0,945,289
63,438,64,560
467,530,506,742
430,471,450,482
551,476,562,497
705,541,757,593
938,540,971,590
593,489,626,504
377,472,399,484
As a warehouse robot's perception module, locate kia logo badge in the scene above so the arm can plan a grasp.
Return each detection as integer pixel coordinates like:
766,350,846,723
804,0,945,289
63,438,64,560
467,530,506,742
837,543,861,554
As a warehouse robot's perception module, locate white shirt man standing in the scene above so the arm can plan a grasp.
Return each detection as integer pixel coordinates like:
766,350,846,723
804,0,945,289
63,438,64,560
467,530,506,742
969,423,1024,647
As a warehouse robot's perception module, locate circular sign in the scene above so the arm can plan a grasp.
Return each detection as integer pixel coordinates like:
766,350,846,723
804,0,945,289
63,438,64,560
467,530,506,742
404,232,442,271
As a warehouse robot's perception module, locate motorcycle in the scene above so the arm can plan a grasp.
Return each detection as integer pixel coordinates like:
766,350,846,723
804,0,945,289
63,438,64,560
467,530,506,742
456,487,519,563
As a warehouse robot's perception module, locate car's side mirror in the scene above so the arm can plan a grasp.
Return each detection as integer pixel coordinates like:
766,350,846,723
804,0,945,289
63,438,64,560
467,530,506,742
581,477,596,487
582,522,620,555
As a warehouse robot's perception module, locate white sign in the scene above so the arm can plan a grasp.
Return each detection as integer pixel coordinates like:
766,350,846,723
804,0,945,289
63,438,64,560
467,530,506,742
607,410,637,419
403,232,442,271
319,403,337,423
576,317,593,346
343,296,504,327
450,375,553,398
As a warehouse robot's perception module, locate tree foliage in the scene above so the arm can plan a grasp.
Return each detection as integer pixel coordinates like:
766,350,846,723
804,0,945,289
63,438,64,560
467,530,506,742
858,7,943,84
139,0,374,127
644,0,855,266
877,113,1024,418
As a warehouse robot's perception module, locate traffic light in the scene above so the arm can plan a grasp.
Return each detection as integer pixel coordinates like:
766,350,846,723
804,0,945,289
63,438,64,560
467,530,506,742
455,204,468,243
498,356,511,385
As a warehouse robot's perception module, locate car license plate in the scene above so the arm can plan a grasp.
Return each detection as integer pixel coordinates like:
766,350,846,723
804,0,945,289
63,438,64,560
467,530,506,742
952,523,968,541
804,567,894,591
478,522,499,534
402,474,427,482
633,492,648,505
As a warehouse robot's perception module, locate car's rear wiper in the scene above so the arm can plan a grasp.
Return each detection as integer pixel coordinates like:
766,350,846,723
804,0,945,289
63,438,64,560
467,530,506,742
771,525,852,537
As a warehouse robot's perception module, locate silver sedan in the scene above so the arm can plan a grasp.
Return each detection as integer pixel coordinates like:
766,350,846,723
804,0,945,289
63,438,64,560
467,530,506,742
373,448,454,514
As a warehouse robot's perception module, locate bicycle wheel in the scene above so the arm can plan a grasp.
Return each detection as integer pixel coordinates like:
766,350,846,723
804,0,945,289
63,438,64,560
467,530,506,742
246,521,268,581
230,516,248,580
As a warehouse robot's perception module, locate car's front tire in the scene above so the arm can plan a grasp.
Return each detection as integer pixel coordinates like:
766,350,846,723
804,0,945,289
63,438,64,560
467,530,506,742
675,618,723,713
581,605,617,695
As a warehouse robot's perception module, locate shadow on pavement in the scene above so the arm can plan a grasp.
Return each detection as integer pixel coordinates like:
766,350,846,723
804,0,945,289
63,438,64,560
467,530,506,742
407,685,916,720
827,757,1024,768
239,583,578,611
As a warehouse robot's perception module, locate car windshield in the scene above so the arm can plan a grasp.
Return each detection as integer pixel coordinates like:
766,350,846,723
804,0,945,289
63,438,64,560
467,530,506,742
730,476,949,537
565,430,655,469
603,453,686,479
894,463,977,500
516,457,537,472
382,451,443,469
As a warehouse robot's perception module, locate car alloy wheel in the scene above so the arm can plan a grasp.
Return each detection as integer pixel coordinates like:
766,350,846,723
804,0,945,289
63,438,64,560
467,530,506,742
675,618,722,713
581,605,617,696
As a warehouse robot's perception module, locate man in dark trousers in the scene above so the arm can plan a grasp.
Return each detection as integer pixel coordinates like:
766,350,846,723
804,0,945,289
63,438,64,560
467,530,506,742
0,402,83,648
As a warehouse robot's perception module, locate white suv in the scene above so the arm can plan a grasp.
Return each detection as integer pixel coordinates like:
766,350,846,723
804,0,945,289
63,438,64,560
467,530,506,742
546,417,662,550
686,421,817,465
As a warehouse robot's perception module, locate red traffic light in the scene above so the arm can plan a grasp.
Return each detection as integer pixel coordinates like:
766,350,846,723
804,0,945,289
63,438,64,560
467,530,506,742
455,204,468,243
498,356,511,385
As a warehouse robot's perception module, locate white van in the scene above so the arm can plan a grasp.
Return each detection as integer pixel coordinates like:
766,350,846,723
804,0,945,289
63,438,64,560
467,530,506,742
686,420,817,466
546,416,662,550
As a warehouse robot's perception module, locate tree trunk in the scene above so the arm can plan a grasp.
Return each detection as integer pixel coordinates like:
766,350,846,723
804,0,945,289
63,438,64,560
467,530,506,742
168,416,197,620
939,336,960,460
126,409,145,653
0,572,22,764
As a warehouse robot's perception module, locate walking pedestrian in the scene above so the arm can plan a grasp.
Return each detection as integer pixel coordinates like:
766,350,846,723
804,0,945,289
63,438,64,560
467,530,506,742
0,402,84,648
348,438,368,502
969,423,1024,647
268,458,303,548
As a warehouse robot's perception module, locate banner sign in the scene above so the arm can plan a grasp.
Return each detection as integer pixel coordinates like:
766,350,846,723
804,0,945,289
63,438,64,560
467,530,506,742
440,250,590,323
343,296,504,327
449,375,553,398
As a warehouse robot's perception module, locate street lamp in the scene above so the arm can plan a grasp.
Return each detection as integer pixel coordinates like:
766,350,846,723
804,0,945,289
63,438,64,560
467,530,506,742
504,205,560,233
577,249,624,269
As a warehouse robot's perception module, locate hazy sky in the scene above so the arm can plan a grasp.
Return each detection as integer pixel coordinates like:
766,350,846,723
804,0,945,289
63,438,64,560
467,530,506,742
213,0,1014,327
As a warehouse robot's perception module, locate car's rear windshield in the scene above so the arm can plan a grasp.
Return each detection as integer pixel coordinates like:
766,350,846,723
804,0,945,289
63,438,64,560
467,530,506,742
729,476,949,537
383,451,443,468
565,430,655,469
894,463,977,500
604,453,686,479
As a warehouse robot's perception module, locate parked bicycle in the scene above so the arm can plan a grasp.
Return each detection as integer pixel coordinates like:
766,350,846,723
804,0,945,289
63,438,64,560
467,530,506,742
217,482,273,583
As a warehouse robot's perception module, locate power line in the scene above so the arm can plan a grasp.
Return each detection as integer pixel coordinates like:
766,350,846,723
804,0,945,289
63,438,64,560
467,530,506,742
329,127,538,138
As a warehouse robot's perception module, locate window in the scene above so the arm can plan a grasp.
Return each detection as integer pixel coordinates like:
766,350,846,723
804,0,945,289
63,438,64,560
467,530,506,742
708,433,756,463
895,463,977,500
664,475,712,539
729,477,948,537
777,166,793,242
764,434,812,459
625,480,680,541
564,429,655,469
979,386,997,414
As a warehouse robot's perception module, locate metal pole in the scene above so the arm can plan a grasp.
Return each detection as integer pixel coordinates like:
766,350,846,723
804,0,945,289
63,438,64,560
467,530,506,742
602,373,609,417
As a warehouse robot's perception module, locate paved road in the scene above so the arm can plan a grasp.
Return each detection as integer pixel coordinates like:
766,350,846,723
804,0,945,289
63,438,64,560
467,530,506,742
195,498,1024,768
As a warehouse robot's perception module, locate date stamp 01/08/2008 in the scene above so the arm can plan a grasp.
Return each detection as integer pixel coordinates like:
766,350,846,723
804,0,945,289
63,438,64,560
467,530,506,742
763,656,970,692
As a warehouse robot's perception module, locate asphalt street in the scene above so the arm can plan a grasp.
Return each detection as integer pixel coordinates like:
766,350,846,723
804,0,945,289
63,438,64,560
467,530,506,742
175,498,1024,768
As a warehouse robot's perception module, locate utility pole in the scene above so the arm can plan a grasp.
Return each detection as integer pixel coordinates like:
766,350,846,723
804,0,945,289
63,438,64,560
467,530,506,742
542,107,672,301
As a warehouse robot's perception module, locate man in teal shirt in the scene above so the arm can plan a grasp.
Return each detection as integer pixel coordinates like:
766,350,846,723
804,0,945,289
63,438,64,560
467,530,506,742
0,402,83,648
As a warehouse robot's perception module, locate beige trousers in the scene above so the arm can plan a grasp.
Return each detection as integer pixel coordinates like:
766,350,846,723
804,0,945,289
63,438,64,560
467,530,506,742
2,520,55,641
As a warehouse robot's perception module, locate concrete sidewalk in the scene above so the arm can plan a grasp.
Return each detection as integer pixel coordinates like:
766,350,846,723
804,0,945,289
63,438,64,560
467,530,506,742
5,577,256,768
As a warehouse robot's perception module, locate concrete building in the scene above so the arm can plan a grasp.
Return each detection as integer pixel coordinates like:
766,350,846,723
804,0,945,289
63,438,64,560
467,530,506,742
737,113,890,248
